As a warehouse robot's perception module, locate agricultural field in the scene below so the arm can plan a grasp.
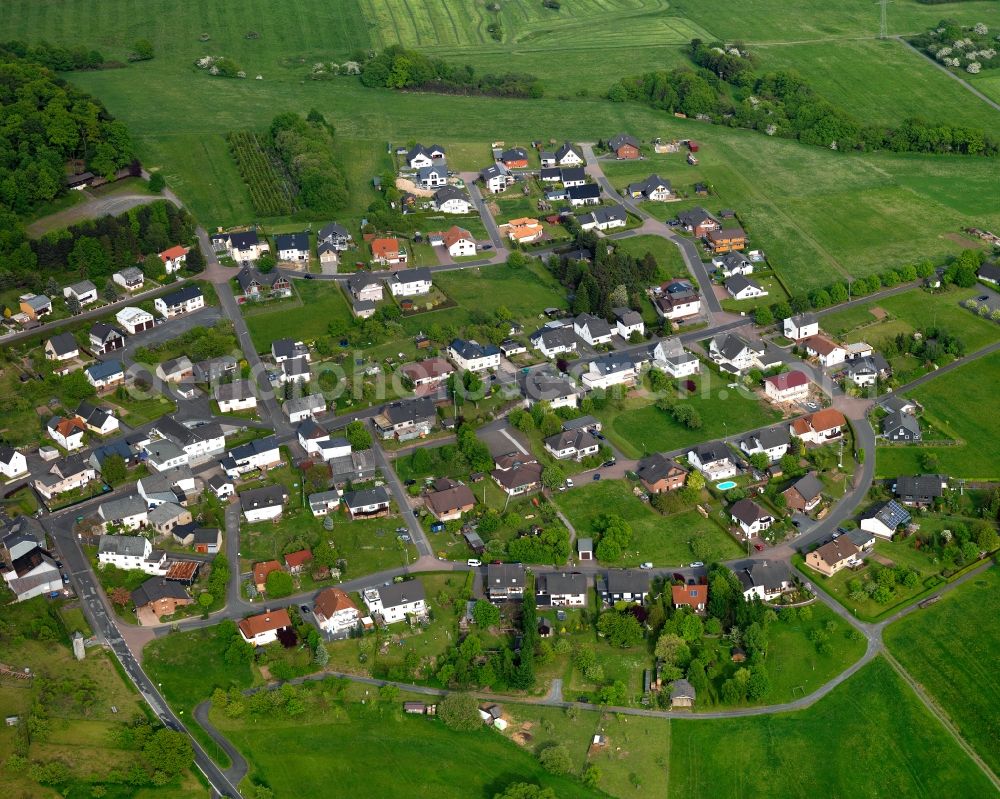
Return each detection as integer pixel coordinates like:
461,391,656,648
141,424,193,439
554,479,744,565
669,656,996,796
884,566,1000,775
875,350,1000,480
227,130,296,216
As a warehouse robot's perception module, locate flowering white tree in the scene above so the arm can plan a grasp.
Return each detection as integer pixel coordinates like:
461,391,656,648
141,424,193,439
973,23,988,36
964,299,979,311
967,62,982,74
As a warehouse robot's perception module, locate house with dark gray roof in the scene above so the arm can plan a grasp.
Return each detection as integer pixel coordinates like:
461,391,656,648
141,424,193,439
536,572,587,606
602,570,649,604
860,500,912,539
882,411,921,442
893,475,948,507
486,563,526,602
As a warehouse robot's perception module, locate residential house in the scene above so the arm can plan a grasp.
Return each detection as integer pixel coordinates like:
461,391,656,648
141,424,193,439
279,357,312,385
98,494,148,531
543,429,599,461
763,370,810,404
347,273,383,303
523,375,579,409
112,267,144,291
148,502,193,536
791,409,847,445
406,143,446,169
284,549,312,574
739,425,790,463
158,245,189,273
271,339,310,364
274,232,310,263
238,609,292,646
845,355,885,387
500,147,529,169
313,587,360,635
210,231,268,263
352,298,376,319
580,354,638,390
97,535,167,575
730,498,773,539
669,680,696,709
433,186,472,214
529,326,577,359
706,228,747,253
636,453,687,493
0,447,28,479
74,401,119,436
143,439,187,472
578,537,593,561
654,290,701,321
806,538,861,577
500,217,544,244
688,442,737,480
737,561,793,601
2,546,62,602
487,563,526,602
783,313,819,341
342,486,391,519
137,465,195,507
131,579,192,618
388,267,432,297
44,332,80,364
363,581,426,624
89,323,126,355
19,294,52,320
214,379,257,413
252,560,282,592
308,490,343,517
33,456,95,500
317,222,353,252
725,275,767,300
220,435,282,477
625,175,671,201
860,500,912,540
208,474,234,501
154,286,205,318
803,335,847,368
63,280,98,306
240,484,288,522
573,314,613,346
555,141,584,166
577,205,627,232
155,357,193,383
235,266,291,300
151,417,225,464
712,252,753,278
295,418,330,454
652,338,700,378
672,583,708,612
602,570,649,604
882,411,921,442
480,163,512,193
491,455,543,497
416,161,448,189
448,339,501,372
84,359,125,391
613,307,644,340
561,416,601,434
425,481,476,521
567,183,601,207
371,237,407,266
977,263,1000,285
374,396,436,440
879,395,919,416
440,226,476,257
401,357,454,389
677,207,720,237
784,473,825,513
893,474,948,508
536,572,587,607
116,306,155,334
608,133,641,160
47,416,87,450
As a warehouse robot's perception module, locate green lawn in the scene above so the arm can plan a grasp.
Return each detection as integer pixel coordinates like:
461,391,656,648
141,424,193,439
613,233,689,280
244,279,354,351
596,376,782,458
213,696,604,799
884,566,1000,775
875,350,1000,480
670,656,996,796
554,479,743,566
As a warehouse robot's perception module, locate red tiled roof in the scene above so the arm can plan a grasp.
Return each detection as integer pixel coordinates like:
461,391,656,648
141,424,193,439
371,238,399,259
284,549,313,569
808,408,846,432
252,560,282,587
804,335,842,356
158,245,188,261
672,584,708,607
442,225,472,248
238,608,291,639
765,370,809,391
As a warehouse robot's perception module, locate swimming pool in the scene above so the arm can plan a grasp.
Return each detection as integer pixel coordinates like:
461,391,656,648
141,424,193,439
716,481,737,491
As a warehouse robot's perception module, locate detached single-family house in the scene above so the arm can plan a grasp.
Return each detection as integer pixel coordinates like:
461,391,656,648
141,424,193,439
613,307,644,340
433,186,472,214
388,267,432,297
491,456,542,497
688,442,737,480
536,572,587,607
737,561,793,601
89,323,126,355
308,490,343,517
672,583,708,612
713,252,753,278
238,609,292,646
97,535,166,575
44,333,79,362
215,379,257,412
425,481,476,521
893,474,948,508
137,465,195,507
654,290,701,321
158,245,189,273
240,484,288,522
803,335,847,368
208,474,235,501
148,502,192,536
558,167,586,187
131,579,192,619
976,263,1000,285
739,425,790,463
608,133,641,160
669,680,696,709
314,587,360,635
725,275,767,300
274,231,310,263
730,498,773,538
63,280,98,306
543,429,599,461
806,538,861,577
19,294,52,320
416,161,448,189
282,393,325,423
363,581,426,624
580,354,638,390
371,237,407,266
783,313,819,341
652,338,700,378
447,338,501,372
272,338,310,364
500,147,529,169
577,205,627,232
523,375,579,409
626,174,671,201
480,163,512,193
154,286,204,318
790,409,846,445
74,401,119,436
284,549,312,574
487,563,526,602
440,225,476,257
602,570,649,604
783,472,825,513
235,266,291,300
342,486,391,519
156,357,193,384
574,313,613,346
0,447,27,479
677,207,720,237
406,143,446,169
211,231,268,263
706,228,746,253
98,494,148,530
567,183,601,207
85,360,125,390
47,416,87,450
860,500,911,540
116,306,155,334
401,357,455,389
373,396,437,440
317,222,353,252
530,326,577,359
33,456,95,500
113,267,145,291
882,410,921,442
763,370,810,404
555,141,584,166
636,453,687,493
500,217,544,244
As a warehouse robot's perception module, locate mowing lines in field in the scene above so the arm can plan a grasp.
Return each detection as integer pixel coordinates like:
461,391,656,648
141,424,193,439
227,131,296,216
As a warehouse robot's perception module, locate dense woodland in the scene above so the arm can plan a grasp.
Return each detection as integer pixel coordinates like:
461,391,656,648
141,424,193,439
609,39,998,156
360,45,543,98
269,111,349,214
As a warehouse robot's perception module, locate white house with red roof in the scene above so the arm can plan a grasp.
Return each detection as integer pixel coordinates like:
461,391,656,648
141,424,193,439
158,245,189,274
763,370,810,403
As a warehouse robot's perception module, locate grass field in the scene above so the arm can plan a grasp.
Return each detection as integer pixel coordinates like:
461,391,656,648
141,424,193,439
429,260,567,325
244,279,353,351
670,655,996,795
554,479,743,565
884,566,1000,775
613,233,689,280
875,350,1000,479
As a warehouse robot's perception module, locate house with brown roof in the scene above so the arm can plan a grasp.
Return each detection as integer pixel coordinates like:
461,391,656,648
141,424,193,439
706,227,746,253
805,538,861,577
371,237,407,266
425,481,476,521
500,217,544,244
441,225,476,258
763,370,810,404
401,357,455,389
636,453,687,493
803,335,847,368
131,578,192,620
238,609,292,646
253,560,282,593
608,133,640,160
783,473,824,513
790,409,846,445
284,549,313,574
671,583,708,612
313,587,360,635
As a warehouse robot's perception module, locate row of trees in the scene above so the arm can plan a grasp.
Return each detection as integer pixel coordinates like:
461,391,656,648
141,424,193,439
609,40,999,156
360,45,543,98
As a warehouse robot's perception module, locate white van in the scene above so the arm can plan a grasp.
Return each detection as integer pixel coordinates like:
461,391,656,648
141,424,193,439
467,559,482,568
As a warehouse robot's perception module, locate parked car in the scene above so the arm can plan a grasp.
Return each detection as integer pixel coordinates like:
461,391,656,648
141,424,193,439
467,559,482,567
592,473,601,481
640,562,653,570
602,459,616,468
565,478,574,488
689,561,705,568
299,605,310,615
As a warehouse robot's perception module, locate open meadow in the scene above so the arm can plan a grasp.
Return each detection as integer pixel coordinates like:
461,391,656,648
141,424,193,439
884,566,1000,775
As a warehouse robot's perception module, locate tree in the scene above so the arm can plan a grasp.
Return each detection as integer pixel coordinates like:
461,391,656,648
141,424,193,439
313,643,329,666
148,172,165,192
748,452,770,471
541,464,566,489
754,306,773,326
409,446,432,473
110,586,131,607
265,570,294,598
538,743,573,775
472,599,500,628
142,729,192,778
101,453,127,485
345,420,372,450
597,610,644,648
198,592,213,608
439,692,481,731
686,469,705,491
130,39,155,61
66,294,81,315
494,784,556,799
655,632,690,665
